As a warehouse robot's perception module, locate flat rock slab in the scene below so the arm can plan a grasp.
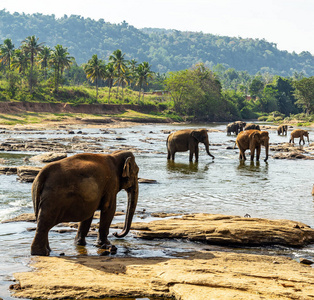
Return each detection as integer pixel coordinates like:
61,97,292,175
13,251,314,300
127,213,314,247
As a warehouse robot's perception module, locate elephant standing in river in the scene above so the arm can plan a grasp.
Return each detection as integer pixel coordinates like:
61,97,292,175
244,123,260,131
167,129,215,162
236,130,269,162
289,129,309,145
277,124,288,136
226,121,246,135
31,150,139,256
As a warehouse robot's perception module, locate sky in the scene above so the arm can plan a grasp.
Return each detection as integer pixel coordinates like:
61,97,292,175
1,0,314,54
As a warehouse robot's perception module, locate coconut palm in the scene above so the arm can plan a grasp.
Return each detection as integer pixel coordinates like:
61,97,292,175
50,44,73,91
109,49,128,97
128,59,138,89
21,35,44,93
38,46,51,80
83,54,106,101
0,38,15,71
135,62,154,102
11,49,29,75
104,62,115,104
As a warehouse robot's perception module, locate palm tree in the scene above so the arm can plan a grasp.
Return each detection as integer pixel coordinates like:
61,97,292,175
11,49,29,75
38,46,51,80
50,44,73,91
104,62,115,104
0,38,15,71
21,35,44,93
128,59,138,89
83,54,106,101
135,62,154,102
109,49,128,98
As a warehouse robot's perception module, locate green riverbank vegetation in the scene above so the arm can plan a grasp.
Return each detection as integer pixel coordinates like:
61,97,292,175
0,35,314,124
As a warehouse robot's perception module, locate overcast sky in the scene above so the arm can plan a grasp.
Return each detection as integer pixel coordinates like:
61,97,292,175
2,0,314,54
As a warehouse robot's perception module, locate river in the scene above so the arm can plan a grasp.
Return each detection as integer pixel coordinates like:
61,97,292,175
0,122,314,300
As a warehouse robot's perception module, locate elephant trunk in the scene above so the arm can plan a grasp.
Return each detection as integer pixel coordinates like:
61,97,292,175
205,142,215,159
113,181,138,238
264,141,269,162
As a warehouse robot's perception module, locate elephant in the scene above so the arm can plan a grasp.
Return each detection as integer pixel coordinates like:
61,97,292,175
236,130,269,162
289,129,309,145
167,128,215,162
244,123,260,131
31,150,139,256
226,121,246,135
277,124,288,135
235,121,247,132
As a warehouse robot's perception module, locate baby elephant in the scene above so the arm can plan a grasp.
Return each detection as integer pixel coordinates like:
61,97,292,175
167,128,215,162
289,129,309,145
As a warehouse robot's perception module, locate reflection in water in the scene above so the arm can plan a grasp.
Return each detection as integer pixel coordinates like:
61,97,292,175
166,160,199,174
166,160,214,174
236,160,269,174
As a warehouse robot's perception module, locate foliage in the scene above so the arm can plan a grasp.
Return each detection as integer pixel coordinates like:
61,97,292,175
0,10,313,76
293,77,314,114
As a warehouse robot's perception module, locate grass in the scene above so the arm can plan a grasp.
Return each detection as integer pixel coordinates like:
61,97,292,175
0,109,170,126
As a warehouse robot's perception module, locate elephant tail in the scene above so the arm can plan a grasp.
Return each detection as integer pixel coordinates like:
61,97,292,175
31,169,46,220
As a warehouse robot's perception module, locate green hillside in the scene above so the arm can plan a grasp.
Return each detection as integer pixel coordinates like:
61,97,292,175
0,9,313,76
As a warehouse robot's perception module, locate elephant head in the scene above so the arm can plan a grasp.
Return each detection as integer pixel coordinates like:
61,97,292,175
192,129,215,159
113,151,139,238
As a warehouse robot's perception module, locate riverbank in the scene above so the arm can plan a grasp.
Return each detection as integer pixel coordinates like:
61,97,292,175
11,213,314,299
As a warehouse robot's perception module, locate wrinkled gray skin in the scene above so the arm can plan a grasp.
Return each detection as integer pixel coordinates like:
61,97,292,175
31,151,139,256
167,129,215,162
277,125,288,135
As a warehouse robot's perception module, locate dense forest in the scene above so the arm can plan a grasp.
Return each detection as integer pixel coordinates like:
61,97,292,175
0,9,313,76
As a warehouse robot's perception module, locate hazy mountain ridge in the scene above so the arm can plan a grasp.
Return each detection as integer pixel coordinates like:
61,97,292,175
0,9,313,76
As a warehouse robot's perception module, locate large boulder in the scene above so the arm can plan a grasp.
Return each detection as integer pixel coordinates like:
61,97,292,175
17,166,42,182
115,213,314,247
29,152,67,163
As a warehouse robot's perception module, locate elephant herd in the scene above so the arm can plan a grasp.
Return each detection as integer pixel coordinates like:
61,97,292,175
31,123,310,256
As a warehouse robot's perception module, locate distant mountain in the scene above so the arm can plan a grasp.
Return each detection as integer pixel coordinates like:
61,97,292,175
0,9,313,76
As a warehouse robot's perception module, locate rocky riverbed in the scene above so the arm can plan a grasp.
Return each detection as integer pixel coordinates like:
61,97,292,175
10,213,314,300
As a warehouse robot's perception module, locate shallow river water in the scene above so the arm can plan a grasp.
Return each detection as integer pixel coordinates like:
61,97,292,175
0,122,314,299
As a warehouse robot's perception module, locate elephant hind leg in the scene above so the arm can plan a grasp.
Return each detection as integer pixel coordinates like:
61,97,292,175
75,215,93,246
31,226,51,256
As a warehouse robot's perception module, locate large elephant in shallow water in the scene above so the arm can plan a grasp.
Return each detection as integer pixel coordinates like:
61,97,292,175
236,130,269,162
289,129,309,145
167,129,215,162
31,150,139,256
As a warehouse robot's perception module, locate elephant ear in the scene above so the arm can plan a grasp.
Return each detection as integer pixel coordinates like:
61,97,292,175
122,157,132,178
191,130,203,142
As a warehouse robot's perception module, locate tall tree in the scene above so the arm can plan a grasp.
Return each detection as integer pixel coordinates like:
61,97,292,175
83,54,106,101
0,38,15,71
49,44,73,91
135,62,154,102
104,62,115,104
38,46,51,80
11,49,29,76
109,49,128,97
293,77,314,115
21,35,44,93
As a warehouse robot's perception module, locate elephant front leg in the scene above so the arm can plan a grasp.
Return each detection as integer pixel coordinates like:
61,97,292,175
256,145,261,161
194,146,199,162
97,199,117,248
75,215,94,246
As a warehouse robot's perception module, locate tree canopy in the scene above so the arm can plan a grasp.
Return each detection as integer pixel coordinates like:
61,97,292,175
0,9,313,76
